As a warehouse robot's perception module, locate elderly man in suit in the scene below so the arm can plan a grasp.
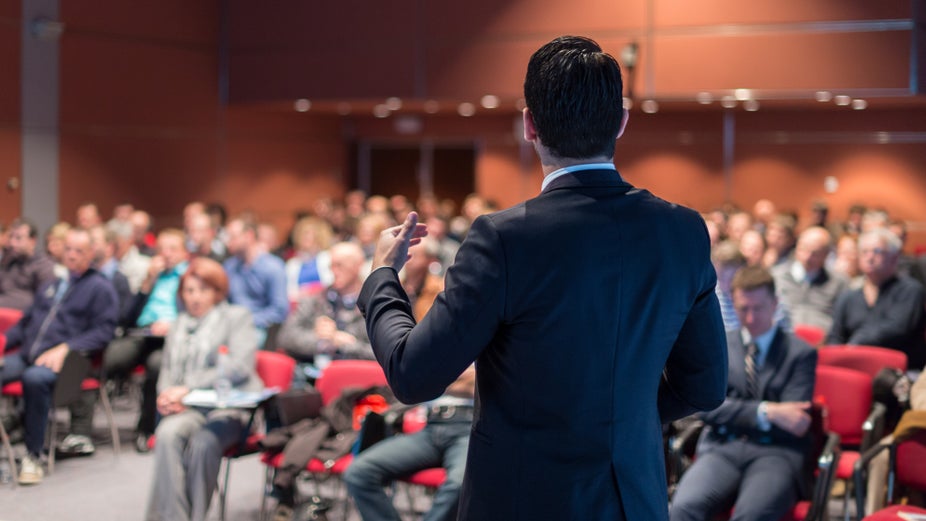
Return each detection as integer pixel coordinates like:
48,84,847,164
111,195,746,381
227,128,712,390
670,266,817,521
358,35,728,521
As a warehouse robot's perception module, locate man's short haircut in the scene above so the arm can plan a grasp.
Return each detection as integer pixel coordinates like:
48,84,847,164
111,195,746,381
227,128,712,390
157,227,186,244
859,227,902,256
10,218,39,238
731,265,776,296
712,240,746,267
106,219,133,240
524,35,624,160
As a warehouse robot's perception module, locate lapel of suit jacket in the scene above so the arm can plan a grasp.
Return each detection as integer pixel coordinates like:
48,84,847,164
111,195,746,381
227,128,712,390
758,327,787,399
541,169,634,194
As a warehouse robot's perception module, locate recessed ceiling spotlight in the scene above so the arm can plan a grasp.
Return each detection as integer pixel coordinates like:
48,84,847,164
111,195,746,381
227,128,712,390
423,100,440,114
458,102,476,117
373,104,391,118
480,95,500,109
834,95,852,106
851,99,868,110
294,98,311,112
720,96,737,109
743,99,760,112
622,97,633,110
641,99,659,114
815,91,833,102
385,97,402,111
734,89,752,101
696,92,713,105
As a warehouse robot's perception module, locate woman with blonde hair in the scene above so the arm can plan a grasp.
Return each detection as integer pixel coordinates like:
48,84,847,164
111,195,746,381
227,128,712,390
284,216,334,300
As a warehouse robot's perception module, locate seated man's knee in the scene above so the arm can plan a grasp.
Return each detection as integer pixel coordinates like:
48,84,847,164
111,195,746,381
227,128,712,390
188,428,223,458
343,458,379,488
145,349,163,373
21,365,56,391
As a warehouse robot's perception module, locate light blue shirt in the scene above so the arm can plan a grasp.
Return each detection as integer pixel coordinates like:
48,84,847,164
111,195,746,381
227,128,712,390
742,326,778,431
137,261,187,327
540,162,617,192
224,253,289,330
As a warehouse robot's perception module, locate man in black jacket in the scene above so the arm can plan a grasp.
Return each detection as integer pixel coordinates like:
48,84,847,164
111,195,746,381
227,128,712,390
0,227,118,484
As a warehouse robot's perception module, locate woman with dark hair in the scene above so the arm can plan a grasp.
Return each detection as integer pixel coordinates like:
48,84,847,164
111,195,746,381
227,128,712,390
145,257,262,521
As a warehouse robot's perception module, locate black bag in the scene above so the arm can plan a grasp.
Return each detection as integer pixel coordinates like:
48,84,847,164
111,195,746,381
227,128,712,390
266,387,324,430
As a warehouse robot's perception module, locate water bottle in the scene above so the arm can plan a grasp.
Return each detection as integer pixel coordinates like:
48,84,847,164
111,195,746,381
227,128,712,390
214,345,232,407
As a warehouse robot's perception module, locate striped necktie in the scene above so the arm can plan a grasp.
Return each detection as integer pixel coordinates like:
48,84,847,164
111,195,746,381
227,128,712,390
744,342,759,398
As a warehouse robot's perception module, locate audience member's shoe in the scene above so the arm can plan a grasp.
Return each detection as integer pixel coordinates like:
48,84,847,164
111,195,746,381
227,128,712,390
271,504,293,521
57,434,96,456
18,454,44,485
135,433,153,454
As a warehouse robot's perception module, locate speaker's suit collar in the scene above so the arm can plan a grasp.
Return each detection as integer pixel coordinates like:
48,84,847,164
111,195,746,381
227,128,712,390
541,169,632,194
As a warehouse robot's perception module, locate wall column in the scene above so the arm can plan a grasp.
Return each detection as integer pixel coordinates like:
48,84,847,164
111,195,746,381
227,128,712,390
20,0,60,233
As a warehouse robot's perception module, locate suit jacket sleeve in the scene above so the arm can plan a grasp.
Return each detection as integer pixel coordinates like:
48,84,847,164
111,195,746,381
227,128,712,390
658,220,728,422
359,215,505,404
658,283,728,422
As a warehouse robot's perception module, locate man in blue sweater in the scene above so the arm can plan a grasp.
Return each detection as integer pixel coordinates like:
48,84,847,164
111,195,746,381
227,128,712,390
0,227,118,484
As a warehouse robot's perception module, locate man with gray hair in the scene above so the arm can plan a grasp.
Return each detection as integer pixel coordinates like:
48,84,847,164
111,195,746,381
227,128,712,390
826,227,926,370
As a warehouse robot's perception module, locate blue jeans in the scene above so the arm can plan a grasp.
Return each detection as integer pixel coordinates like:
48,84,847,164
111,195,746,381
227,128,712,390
343,421,470,521
0,353,57,457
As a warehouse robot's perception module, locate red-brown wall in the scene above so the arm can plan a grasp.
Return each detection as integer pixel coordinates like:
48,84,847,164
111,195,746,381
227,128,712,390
0,2,21,223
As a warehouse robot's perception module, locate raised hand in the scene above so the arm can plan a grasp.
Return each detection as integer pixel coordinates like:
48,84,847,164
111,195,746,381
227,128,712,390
371,211,428,273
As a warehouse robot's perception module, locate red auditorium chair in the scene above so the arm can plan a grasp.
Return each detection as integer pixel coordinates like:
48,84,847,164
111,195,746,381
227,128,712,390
793,324,826,347
0,307,23,334
817,344,908,379
855,423,926,519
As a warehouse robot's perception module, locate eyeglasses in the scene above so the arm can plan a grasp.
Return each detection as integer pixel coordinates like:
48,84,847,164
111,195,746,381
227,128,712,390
859,247,888,256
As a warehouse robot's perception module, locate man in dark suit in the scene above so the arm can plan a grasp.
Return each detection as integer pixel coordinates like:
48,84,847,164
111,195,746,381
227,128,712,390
670,266,817,521
358,35,728,521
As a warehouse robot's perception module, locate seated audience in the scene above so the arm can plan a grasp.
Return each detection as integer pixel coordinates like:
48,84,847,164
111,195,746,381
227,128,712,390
109,218,151,294
76,202,102,229
762,213,796,268
283,216,334,300
45,221,71,279
276,242,372,362
739,229,766,267
144,257,261,521
864,370,925,513
670,266,817,521
712,240,747,332
103,228,190,451
0,227,118,484
343,366,475,521
725,210,754,244
223,216,289,347
771,226,848,333
187,212,226,263
831,233,863,288
0,218,55,310
826,228,926,370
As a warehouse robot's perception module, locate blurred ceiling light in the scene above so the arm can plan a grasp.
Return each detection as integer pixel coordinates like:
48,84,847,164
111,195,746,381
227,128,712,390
373,104,391,118
622,97,633,110
385,97,402,111
394,115,423,134
834,95,852,106
423,100,440,114
620,42,639,69
815,91,833,102
696,92,713,105
877,132,890,144
30,17,64,40
480,95,500,109
641,99,659,114
294,98,311,112
720,96,737,109
457,102,476,117
823,176,839,193
851,99,868,110
734,89,752,101
743,99,760,112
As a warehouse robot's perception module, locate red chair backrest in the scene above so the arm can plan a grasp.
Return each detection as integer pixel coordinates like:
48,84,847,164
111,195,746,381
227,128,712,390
793,324,826,347
0,307,23,334
315,360,388,406
814,365,872,445
0,334,5,354
818,345,908,378
896,430,926,492
255,351,297,391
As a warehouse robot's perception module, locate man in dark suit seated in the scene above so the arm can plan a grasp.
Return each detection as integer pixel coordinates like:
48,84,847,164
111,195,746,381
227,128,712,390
358,35,728,521
670,266,817,521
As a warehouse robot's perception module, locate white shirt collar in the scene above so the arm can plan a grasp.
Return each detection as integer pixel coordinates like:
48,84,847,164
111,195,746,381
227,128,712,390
540,163,617,192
